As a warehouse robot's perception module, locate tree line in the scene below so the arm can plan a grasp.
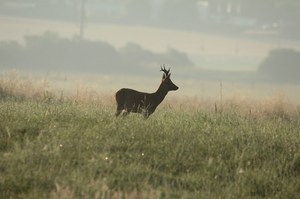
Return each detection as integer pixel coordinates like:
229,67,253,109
0,32,193,74
1,0,300,38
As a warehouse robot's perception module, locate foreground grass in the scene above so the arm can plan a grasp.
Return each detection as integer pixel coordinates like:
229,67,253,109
0,99,300,199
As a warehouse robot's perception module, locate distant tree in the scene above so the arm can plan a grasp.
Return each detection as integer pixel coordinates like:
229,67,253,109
126,0,152,23
119,43,194,70
258,48,300,83
0,31,194,74
0,41,24,68
240,0,300,25
159,0,199,28
163,48,194,68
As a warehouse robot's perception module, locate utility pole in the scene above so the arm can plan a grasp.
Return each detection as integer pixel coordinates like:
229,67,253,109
79,0,86,40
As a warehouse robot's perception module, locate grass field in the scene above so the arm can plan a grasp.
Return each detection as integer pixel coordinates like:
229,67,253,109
1,72,300,198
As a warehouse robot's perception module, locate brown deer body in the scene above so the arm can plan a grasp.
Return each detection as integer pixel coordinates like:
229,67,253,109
115,66,179,118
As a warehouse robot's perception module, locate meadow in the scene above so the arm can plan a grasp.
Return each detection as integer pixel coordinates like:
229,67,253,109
1,72,300,199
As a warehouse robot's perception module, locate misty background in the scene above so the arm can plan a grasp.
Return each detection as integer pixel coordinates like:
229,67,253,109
0,0,300,92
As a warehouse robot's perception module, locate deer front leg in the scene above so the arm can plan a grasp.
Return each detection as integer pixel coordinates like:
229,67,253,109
142,111,149,119
142,108,154,119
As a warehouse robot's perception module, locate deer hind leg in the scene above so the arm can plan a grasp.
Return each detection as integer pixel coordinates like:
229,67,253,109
122,109,131,117
115,91,125,117
122,111,129,117
115,103,124,117
115,109,122,117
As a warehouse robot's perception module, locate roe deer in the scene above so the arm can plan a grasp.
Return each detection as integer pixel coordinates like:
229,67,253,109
115,65,179,118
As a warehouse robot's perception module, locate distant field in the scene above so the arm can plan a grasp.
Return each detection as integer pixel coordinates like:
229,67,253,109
2,16,300,71
1,72,300,198
2,70,300,104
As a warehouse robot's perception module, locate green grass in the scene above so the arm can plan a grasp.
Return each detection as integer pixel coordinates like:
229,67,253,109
1,98,300,199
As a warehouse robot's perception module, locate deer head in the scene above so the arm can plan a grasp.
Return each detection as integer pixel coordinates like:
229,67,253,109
160,65,179,91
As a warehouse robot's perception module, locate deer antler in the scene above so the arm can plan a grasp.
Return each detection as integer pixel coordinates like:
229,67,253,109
160,64,170,76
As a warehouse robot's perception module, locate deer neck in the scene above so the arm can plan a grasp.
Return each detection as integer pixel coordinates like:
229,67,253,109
152,83,169,105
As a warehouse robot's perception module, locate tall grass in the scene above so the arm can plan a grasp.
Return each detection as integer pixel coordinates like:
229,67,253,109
1,72,300,198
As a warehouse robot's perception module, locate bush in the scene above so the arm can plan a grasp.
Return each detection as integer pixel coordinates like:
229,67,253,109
258,48,300,83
